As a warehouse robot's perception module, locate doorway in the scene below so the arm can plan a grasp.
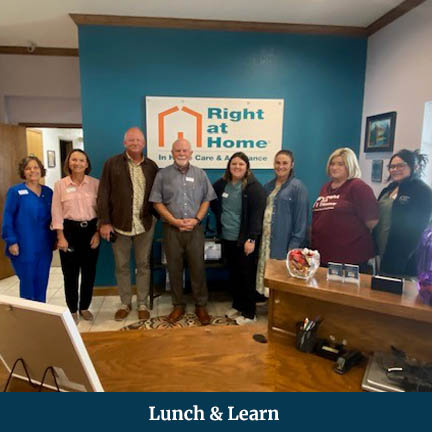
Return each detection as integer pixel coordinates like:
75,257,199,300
0,124,83,277
59,139,73,177
23,127,84,190
0,124,28,279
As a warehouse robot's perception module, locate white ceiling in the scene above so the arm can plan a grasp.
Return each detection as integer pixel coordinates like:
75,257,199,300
0,0,404,48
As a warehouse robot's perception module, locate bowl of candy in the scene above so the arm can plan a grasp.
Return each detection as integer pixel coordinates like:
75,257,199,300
286,248,320,280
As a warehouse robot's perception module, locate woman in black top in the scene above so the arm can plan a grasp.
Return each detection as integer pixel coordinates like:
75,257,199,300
374,149,432,277
211,152,266,324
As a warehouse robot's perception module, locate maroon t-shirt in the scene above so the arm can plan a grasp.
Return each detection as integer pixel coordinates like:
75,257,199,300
312,178,378,265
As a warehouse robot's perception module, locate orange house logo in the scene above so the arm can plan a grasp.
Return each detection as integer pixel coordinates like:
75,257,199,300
158,106,202,147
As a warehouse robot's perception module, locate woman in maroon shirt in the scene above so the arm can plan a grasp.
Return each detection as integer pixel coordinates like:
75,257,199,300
312,148,378,272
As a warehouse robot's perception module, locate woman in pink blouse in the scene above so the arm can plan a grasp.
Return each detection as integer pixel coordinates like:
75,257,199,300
52,149,100,324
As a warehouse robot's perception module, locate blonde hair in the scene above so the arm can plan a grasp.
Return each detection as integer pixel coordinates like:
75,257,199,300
326,147,361,179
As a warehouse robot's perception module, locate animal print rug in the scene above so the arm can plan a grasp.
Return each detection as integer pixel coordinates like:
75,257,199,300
121,312,237,331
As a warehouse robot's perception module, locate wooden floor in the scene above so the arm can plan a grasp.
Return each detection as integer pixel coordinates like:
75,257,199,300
1,324,365,392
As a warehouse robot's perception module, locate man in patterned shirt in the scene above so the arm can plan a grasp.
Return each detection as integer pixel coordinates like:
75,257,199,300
98,127,158,321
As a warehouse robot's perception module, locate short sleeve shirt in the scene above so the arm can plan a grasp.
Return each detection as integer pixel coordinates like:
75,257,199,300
149,164,216,219
221,181,242,241
51,176,99,229
311,178,378,265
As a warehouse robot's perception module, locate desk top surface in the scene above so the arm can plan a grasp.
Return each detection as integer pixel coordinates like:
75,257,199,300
80,324,364,392
0,324,364,392
264,259,432,324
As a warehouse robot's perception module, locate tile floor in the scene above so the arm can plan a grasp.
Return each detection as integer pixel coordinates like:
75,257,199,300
0,266,268,333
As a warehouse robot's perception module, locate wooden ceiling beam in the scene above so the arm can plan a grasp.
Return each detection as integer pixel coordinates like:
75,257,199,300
0,46,78,57
366,0,427,36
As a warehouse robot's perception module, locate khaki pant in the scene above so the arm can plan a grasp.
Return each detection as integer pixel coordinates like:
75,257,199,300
162,223,208,307
112,220,155,307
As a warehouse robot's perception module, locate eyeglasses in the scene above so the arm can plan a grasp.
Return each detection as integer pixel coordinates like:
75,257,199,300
388,162,408,170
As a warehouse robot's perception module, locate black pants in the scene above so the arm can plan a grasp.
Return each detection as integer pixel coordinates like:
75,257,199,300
60,219,99,313
223,239,258,319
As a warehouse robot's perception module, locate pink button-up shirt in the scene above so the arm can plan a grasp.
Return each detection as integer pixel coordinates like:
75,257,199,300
51,175,99,230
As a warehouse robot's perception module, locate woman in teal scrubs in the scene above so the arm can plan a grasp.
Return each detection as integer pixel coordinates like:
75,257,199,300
211,152,266,324
2,156,56,302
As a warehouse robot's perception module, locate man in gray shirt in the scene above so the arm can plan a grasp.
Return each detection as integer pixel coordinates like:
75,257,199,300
149,138,216,325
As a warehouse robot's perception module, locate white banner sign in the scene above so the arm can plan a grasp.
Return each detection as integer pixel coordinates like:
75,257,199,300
146,96,284,168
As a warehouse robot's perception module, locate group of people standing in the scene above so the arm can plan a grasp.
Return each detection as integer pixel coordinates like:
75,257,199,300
2,125,432,326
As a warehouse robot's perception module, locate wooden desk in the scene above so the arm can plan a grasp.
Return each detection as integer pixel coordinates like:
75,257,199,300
1,324,365,392
264,260,432,360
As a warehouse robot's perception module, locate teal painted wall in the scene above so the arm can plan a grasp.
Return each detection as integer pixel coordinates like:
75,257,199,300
78,26,367,285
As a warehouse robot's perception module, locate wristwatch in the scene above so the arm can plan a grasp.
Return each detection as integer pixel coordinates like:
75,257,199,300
247,239,255,244
195,216,202,223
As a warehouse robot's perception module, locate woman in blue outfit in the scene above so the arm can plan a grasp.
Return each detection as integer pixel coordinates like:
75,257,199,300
2,156,56,302
256,150,308,295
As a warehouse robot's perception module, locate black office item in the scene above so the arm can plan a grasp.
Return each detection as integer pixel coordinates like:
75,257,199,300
334,351,364,375
315,339,345,361
295,318,321,353
362,348,432,392
371,275,403,295
296,329,317,353
362,352,405,392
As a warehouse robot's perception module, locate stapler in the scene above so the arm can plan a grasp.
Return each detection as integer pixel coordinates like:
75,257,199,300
334,350,364,374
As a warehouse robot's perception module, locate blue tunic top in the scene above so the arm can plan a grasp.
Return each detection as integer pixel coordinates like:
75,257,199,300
2,183,55,262
263,176,309,260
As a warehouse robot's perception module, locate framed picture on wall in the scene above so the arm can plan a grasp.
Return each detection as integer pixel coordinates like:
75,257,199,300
371,159,384,183
47,150,56,168
364,111,396,153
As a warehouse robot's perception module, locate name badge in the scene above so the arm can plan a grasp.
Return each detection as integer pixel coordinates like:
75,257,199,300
185,177,194,182
222,192,229,198
18,190,29,195
66,187,77,193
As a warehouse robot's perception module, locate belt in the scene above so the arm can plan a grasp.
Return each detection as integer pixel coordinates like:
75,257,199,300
64,218,97,228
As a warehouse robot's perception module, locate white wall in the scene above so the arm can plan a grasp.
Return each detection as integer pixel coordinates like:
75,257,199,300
359,0,432,196
0,54,81,124
36,128,84,190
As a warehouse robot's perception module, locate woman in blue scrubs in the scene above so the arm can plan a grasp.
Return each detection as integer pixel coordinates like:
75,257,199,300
2,156,56,302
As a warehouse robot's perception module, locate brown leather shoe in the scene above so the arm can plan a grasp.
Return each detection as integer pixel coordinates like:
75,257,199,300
114,304,131,321
137,306,150,321
195,306,210,326
79,310,94,321
168,306,185,323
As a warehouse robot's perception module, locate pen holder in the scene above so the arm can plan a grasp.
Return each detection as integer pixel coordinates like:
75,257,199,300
295,322,318,353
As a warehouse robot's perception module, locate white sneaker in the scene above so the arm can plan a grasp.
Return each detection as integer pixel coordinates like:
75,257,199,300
235,316,257,325
225,308,241,319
